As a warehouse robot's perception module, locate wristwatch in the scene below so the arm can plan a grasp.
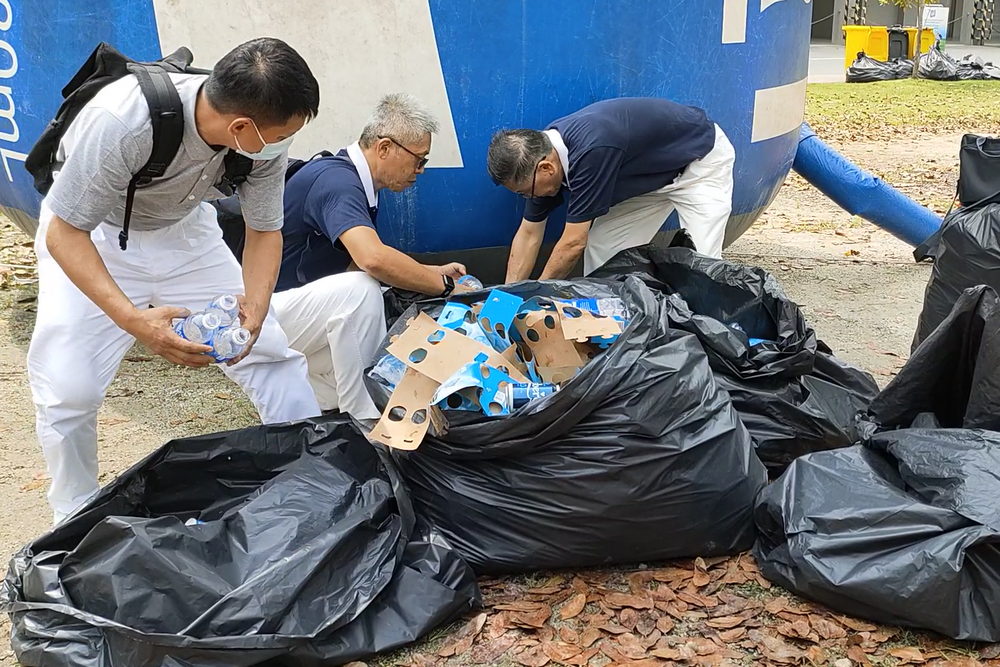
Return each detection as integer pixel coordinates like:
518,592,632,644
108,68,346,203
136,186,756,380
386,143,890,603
440,274,455,297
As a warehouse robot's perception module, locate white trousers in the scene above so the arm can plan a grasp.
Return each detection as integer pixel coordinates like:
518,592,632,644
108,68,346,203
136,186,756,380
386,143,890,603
584,123,736,274
27,202,321,524
271,271,386,421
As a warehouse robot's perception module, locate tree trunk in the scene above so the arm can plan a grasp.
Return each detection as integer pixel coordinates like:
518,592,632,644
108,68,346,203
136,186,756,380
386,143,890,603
911,0,924,78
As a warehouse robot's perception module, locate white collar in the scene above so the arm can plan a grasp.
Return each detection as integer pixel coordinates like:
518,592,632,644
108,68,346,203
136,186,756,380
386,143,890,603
345,142,379,208
543,129,570,186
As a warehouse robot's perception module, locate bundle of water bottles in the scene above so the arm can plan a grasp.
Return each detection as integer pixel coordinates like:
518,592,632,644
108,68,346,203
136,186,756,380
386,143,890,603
368,274,629,420
172,294,252,362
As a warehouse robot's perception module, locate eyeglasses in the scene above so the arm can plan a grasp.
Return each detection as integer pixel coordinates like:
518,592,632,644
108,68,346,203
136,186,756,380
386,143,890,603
523,157,544,199
380,136,430,169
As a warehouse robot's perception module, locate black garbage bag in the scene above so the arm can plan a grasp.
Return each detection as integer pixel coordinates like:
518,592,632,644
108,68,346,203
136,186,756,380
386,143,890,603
846,51,902,83
918,47,960,80
366,276,767,575
754,286,1000,642
593,246,879,477
2,417,480,667
914,203,1000,350
890,57,914,78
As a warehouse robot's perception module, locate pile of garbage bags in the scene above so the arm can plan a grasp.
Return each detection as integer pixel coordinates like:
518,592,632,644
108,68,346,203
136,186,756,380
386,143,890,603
919,48,1000,81
594,246,879,477
367,275,768,574
846,51,913,82
1,417,480,667
846,48,1000,83
755,286,1000,642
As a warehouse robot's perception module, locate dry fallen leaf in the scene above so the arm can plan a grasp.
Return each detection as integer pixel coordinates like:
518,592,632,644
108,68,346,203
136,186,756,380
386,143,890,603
579,627,602,648
438,635,474,658
627,571,654,595
805,645,828,665
541,642,582,663
560,593,587,620
634,611,657,637
511,605,552,629
837,616,878,633
693,557,712,588
495,601,546,613
889,647,926,664
214,392,231,400
619,607,640,631
706,616,744,630
486,611,509,640
656,616,676,634
718,627,747,642
559,626,579,644
604,593,654,610
848,645,873,666
599,622,630,635
470,635,517,664
750,630,807,665
513,645,550,667
527,585,563,596
617,633,651,659
777,620,819,643
809,615,847,640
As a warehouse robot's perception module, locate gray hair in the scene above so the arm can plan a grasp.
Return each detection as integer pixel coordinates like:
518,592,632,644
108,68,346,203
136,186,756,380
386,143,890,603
486,129,553,186
359,93,440,148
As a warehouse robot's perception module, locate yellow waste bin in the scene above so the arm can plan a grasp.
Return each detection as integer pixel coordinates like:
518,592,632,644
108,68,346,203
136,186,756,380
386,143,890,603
843,26,890,69
904,27,937,57
844,25,872,69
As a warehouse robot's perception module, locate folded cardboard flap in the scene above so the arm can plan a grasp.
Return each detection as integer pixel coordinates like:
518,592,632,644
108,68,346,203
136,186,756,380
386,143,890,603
387,312,528,384
370,367,445,450
555,301,623,341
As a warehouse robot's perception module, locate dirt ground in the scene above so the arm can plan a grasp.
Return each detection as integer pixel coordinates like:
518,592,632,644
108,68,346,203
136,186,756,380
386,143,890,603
0,129,980,665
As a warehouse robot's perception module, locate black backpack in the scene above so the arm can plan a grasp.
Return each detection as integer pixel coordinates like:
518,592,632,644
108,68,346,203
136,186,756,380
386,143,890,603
215,150,334,262
25,42,253,250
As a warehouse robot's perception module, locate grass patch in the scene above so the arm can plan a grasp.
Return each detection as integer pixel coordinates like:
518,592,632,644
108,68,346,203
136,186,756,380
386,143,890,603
805,79,1000,142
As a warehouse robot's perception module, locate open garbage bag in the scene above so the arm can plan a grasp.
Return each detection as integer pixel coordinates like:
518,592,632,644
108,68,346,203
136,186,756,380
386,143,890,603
2,417,480,667
914,203,1000,350
593,245,879,477
846,51,902,83
366,276,767,574
754,286,1000,641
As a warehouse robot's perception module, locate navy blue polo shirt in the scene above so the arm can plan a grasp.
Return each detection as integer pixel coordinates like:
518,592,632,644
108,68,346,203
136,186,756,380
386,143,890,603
523,98,716,224
276,146,378,293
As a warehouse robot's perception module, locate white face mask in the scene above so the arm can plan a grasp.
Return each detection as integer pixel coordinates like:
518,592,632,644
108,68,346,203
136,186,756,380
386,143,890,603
234,119,295,160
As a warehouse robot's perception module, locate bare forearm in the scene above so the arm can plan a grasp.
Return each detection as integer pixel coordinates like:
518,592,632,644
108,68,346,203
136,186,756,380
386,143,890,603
241,228,282,320
506,219,545,283
539,241,585,280
365,249,446,296
46,216,141,331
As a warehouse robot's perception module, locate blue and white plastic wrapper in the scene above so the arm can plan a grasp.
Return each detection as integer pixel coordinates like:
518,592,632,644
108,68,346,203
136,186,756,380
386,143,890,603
437,303,472,329
174,311,222,344
562,297,630,321
207,293,240,327
209,327,251,362
370,354,408,389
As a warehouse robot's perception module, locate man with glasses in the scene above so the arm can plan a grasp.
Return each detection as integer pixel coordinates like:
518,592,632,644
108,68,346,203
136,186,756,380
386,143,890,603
487,97,736,282
272,93,470,427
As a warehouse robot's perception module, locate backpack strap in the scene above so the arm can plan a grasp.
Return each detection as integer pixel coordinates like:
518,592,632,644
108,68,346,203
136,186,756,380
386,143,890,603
120,64,184,250
221,150,254,194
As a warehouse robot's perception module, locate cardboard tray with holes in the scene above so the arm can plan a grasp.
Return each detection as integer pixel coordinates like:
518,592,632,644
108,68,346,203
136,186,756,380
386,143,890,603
365,289,629,450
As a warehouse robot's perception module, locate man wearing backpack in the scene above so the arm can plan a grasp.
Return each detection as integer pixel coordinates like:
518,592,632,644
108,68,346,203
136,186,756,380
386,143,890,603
272,93,471,427
27,37,323,524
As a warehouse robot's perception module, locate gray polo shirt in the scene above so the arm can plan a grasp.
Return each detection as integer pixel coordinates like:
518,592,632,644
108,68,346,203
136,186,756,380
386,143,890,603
46,73,285,233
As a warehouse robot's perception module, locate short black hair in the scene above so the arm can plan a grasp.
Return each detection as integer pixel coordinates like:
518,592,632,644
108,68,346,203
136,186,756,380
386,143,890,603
486,129,552,186
205,37,320,127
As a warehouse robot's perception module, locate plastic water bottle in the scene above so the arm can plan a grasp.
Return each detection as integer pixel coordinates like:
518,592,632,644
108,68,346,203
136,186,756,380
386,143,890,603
563,297,628,320
206,294,240,327
457,275,484,290
210,327,252,361
370,354,407,388
174,311,222,344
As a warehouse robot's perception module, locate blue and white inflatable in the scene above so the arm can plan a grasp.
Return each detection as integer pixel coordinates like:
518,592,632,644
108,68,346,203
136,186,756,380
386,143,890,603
0,0,811,252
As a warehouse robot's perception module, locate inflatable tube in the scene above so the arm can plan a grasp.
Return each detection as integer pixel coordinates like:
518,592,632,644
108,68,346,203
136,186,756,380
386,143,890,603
792,124,942,247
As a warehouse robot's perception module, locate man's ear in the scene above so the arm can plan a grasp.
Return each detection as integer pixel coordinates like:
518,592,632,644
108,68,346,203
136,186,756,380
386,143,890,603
376,138,393,158
538,159,558,176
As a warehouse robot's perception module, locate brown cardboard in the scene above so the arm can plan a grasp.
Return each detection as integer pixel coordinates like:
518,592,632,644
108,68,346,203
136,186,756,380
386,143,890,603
554,301,622,341
369,367,442,450
501,343,531,379
387,312,528,383
537,365,581,384
513,311,588,369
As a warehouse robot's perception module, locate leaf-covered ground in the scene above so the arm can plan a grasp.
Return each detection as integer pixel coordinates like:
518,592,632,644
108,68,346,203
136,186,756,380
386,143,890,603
379,555,993,667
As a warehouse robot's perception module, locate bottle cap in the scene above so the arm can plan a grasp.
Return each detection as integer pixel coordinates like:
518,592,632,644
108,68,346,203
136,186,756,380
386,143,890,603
232,328,251,345
202,312,222,329
215,294,239,311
